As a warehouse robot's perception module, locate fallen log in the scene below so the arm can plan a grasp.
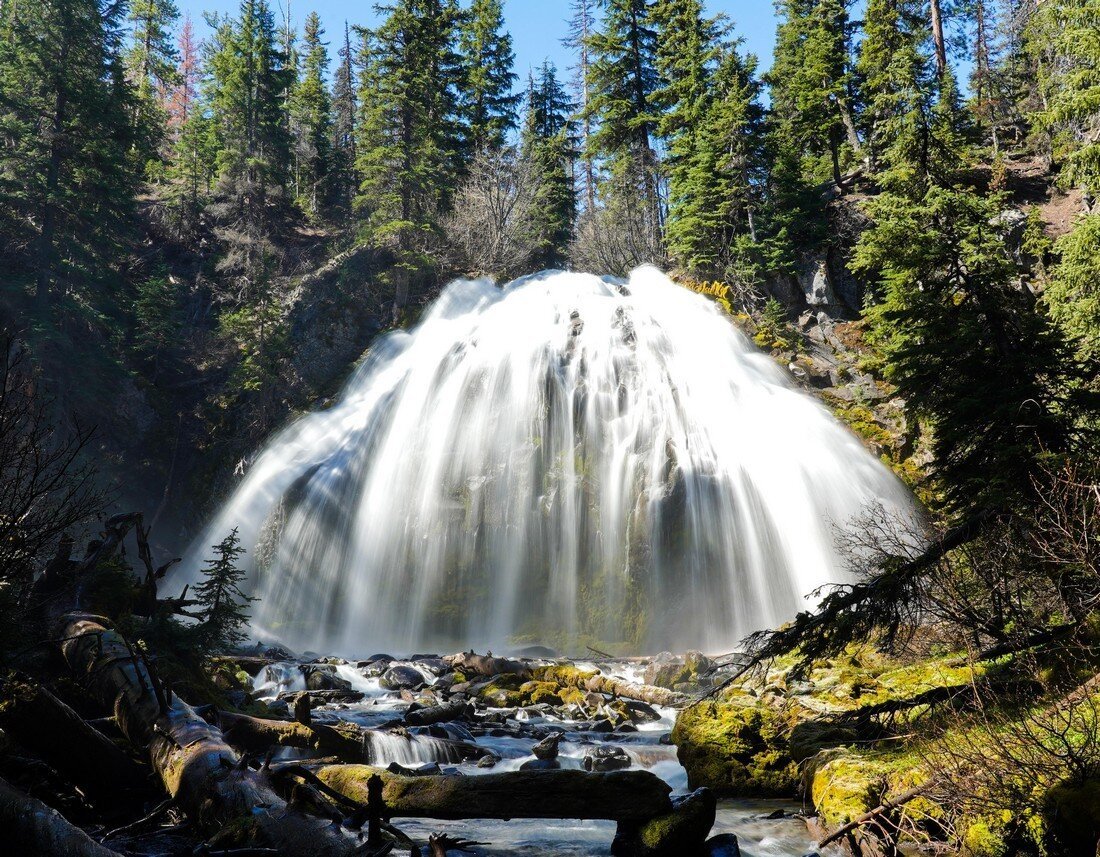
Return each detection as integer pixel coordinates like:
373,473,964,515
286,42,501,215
0,775,124,857
59,613,367,856
317,766,673,822
0,674,148,800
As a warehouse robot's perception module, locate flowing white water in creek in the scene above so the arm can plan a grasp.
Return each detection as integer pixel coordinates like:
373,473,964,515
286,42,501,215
181,267,916,654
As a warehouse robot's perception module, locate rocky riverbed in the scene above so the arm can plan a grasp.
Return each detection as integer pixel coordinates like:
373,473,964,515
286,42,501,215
230,647,842,856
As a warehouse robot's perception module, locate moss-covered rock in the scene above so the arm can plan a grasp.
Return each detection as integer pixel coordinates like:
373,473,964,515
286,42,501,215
671,701,801,797
613,787,717,857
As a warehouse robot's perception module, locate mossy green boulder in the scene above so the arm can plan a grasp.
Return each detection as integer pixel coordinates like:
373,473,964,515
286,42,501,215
671,700,801,797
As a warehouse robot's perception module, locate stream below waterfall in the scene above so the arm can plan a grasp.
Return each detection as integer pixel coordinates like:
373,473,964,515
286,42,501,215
250,654,842,857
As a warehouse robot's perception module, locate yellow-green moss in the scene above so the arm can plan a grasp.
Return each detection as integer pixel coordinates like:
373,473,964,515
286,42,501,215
671,701,801,797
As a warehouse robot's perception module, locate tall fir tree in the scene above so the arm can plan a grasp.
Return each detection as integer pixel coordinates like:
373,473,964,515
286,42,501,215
564,0,599,212
585,0,662,234
0,0,140,315
355,0,465,290
661,42,768,278
855,0,938,184
290,11,332,219
329,21,358,222
522,62,577,269
767,0,859,189
650,0,723,272
204,0,295,412
457,0,519,157
126,0,181,167
1033,0,1100,367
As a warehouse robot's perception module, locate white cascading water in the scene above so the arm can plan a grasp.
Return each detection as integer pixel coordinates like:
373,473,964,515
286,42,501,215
180,267,916,655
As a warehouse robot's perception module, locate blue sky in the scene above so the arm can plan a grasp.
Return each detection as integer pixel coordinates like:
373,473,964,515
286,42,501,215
177,1,781,83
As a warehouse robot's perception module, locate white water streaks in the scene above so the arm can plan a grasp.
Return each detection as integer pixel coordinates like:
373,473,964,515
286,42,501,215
180,267,917,654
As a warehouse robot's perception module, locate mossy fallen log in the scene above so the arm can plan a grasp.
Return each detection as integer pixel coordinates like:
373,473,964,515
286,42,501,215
533,665,686,708
58,613,366,856
0,775,124,857
316,765,673,822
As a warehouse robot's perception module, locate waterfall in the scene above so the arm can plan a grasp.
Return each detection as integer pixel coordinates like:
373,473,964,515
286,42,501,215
180,267,916,654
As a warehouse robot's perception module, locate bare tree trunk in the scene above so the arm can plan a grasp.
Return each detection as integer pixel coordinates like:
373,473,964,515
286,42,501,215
930,0,947,80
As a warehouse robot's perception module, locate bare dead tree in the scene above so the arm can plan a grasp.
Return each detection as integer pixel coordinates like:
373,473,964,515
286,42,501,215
0,331,105,635
568,161,666,276
441,146,540,279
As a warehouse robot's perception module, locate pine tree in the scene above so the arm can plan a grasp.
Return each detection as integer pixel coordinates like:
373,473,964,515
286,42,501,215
854,185,1084,512
329,21,358,222
563,0,599,212
522,62,577,269
662,43,768,278
126,0,180,166
193,528,255,651
650,0,723,271
290,11,332,219
767,0,859,189
855,0,938,184
205,1,295,413
0,0,140,314
355,0,465,283
585,0,662,253
457,0,519,157
1032,0,1100,198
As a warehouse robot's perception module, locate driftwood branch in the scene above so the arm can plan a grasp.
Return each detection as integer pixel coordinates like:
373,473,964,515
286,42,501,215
818,783,930,848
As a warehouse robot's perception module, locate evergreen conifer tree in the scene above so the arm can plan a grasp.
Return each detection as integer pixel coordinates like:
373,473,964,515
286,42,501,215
290,11,332,219
126,0,181,167
193,528,255,651
329,22,358,222
457,0,519,157
662,43,768,278
522,62,577,269
855,0,937,182
355,0,464,283
767,0,859,189
585,0,661,229
0,0,140,314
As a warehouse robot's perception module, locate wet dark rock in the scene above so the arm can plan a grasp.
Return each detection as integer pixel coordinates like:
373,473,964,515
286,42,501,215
590,718,615,733
262,645,296,660
764,809,786,819
380,664,428,690
411,656,447,675
519,757,561,771
704,833,742,857
532,732,562,760
616,723,639,733
476,754,500,768
301,664,353,692
386,761,442,776
583,745,632,772
622,700,662,724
